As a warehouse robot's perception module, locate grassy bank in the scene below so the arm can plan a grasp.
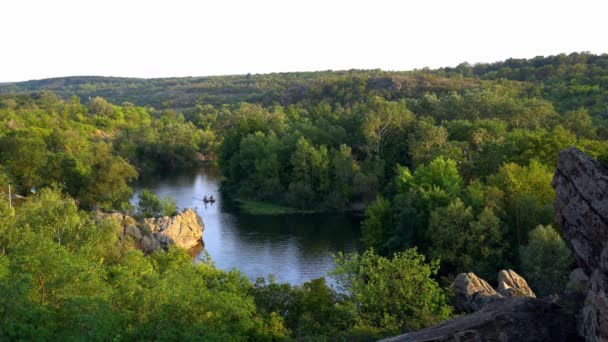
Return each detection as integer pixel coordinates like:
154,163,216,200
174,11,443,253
235,199,316,215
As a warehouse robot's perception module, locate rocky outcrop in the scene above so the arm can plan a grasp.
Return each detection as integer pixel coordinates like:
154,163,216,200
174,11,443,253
553,147,608,341
367,77,402,92
381,297,578,342
385,270,577,341
454,272,498,313
552,147,608,272
496,269,536,298
453,270,535,314
99,209,204,253
144,208,204,250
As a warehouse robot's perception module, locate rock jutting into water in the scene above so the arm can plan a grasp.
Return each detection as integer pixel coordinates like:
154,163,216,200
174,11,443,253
101,208,204,253
383,148,608,341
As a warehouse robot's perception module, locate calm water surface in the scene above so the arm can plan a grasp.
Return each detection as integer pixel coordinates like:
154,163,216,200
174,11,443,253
132,167,362,285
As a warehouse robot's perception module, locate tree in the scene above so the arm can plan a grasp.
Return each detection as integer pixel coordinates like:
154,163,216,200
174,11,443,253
288,137,330,208
520,225,574,296
361,197,393,252
563,108,596,138
362,97,414,156
489,160,555,248
329,145,359,207
331,249,452,338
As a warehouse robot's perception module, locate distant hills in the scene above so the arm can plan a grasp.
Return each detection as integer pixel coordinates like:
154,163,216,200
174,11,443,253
1,52,606,118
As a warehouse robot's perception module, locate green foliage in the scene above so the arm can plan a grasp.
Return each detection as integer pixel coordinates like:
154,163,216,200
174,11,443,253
428,200,506,278
361,197,393,253
489,160,555,249
137,189,177,218
331,249,452,338
0,53,606,339
520,225,574,296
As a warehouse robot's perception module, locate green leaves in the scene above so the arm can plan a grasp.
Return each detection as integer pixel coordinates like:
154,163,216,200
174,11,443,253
520,225,574,296
331,249,452,337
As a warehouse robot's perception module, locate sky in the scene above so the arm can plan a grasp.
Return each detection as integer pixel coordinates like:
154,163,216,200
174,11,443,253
1,0,606,82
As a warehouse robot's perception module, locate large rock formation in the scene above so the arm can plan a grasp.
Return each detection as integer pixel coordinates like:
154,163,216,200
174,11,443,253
381,297,577,342
453,270,536,314
496,269,536,298
144,208,204,250
553,147,608,341
382,269,577,341
101,208,204,253
453,272,498,313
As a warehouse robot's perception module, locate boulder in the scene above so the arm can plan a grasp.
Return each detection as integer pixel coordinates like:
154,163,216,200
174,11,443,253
381,297,578,342
125,225,142,240
454,272,500,313
497,269,536,298
144,208,204,250
97,208,204,254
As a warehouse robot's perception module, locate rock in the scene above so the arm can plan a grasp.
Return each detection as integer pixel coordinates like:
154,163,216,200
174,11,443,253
380,297,578,342
140,235,154,253
566,268,589,294
125,225,143,240
367,77,402,92
497,269,536,298
552,148,608,341
97,208,204,254
454,272,500,313
144,208,204,250
552,147,608,272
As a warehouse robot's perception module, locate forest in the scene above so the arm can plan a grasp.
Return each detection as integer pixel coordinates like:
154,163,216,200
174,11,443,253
0,52,607,340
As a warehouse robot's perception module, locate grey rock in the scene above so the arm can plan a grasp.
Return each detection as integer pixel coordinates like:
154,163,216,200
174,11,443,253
125,225,142,240
380,297,578,342
566,268,589,294
552,147,608,272
552,148,608,341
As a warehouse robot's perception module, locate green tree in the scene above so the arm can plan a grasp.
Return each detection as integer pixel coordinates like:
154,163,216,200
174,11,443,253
331,249,452,338
361,197,393,252
520,225,574,296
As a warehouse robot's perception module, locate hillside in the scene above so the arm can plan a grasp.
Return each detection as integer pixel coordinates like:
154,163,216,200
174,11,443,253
1,52,607,120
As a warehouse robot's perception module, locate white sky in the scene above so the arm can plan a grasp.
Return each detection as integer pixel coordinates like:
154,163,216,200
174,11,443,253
1,0,606,82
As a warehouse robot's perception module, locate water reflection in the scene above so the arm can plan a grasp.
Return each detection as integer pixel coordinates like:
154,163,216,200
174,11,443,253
132,167,362,284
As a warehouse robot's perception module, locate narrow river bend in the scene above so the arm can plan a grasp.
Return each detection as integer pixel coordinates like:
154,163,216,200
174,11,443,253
131,167,362,285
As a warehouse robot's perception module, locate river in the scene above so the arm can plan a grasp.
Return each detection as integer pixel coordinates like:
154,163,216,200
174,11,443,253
131,167,362,285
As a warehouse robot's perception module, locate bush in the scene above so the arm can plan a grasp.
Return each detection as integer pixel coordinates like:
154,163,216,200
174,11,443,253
331,248,452,338
137,189,177,218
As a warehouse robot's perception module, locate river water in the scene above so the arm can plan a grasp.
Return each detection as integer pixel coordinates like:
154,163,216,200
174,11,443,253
131,167,362,285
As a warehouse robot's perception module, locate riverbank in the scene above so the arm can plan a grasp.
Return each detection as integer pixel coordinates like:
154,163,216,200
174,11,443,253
234,198,367,216
235,198,316,215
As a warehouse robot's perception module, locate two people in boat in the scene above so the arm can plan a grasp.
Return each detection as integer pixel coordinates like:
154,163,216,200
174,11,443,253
202,195,215,204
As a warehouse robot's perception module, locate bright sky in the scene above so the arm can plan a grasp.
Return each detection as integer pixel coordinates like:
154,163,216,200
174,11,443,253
1,0,606,82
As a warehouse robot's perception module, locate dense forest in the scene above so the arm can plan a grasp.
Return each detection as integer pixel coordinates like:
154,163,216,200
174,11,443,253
0,52,607,340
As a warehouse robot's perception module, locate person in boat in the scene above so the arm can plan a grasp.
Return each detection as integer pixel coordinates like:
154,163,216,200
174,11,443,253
209,195,215,202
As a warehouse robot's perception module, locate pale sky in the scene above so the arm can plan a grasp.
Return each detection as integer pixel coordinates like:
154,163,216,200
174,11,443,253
1,0,606,82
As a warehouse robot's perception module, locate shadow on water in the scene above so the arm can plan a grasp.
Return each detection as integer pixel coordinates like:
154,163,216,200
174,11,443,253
132,166,362,285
